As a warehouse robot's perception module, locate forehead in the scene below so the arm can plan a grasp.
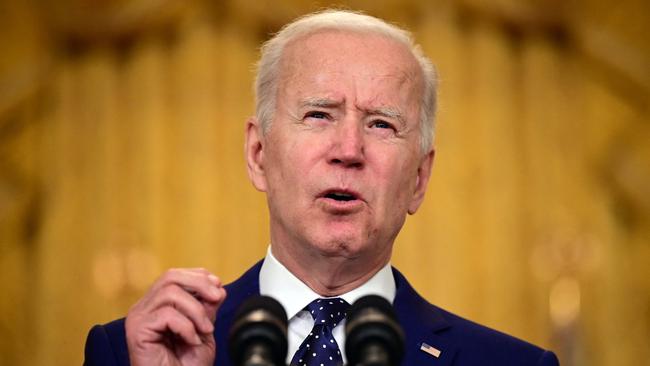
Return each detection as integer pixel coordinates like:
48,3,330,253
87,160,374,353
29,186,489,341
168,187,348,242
277,30,423,112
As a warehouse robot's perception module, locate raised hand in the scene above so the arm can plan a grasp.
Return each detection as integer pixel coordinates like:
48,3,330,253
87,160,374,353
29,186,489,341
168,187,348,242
125,268,227,366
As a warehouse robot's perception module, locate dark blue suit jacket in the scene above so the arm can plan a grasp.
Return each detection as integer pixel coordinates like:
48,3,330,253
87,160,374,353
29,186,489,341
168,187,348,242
84,260,559,365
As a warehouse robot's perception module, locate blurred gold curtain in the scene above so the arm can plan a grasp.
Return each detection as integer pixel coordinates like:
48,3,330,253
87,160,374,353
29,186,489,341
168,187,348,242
1,1,648,365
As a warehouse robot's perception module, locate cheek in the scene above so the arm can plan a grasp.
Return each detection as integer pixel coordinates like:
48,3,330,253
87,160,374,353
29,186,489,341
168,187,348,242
372,154,418,204
266,137,320,196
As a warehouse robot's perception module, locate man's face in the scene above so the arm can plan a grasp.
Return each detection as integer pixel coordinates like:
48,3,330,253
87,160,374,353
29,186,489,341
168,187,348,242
247,31,433,268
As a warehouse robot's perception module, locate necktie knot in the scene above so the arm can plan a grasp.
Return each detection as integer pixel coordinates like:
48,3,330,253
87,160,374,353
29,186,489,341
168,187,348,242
290,298,350,365
306,298,349,328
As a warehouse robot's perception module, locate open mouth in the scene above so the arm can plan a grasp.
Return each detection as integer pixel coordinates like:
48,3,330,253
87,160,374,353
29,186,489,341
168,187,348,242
325,192,357,201
321,189,361,203
318,189,364,213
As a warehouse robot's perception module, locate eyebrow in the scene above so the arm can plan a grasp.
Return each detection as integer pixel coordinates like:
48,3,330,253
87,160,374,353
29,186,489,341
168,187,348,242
366,106,407,127
299,97,343,109
299,97,407,127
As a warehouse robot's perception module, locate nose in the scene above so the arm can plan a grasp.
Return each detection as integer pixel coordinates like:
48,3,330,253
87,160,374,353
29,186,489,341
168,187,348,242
328,120,365,169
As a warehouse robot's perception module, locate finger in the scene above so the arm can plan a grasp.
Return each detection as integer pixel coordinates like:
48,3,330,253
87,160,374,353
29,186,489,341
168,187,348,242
202,286,227,323
149,269,223,303
174,267,223,285
154,268,222,291
145,285,215,334
148,306,203,346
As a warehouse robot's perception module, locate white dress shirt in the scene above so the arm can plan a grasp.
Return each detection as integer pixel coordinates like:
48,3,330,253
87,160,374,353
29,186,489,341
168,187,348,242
259,246,396,364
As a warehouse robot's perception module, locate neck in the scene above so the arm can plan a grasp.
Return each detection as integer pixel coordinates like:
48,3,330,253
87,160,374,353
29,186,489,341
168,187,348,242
271,242,391,297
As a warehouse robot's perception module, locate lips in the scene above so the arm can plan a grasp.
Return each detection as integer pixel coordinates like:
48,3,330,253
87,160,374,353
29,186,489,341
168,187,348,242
325,191,357,201
317,188,365,213
320,189,362,202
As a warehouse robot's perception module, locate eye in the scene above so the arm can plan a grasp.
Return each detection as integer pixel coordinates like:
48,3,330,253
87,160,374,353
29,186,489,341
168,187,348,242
371,120,395,130
305,111,330,120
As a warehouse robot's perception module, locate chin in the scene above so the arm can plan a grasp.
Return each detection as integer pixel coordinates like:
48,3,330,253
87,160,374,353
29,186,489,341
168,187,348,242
310,234,368,259
303,220,375,257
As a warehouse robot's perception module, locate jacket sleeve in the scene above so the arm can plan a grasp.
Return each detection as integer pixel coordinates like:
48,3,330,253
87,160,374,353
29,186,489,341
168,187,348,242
537,350,560,366
83,319,130,366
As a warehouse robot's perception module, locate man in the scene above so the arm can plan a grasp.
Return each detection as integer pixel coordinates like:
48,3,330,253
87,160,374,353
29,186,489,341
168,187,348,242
85,10,559,366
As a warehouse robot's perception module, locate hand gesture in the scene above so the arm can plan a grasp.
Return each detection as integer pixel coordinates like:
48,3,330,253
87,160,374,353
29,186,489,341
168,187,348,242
125,268,227,366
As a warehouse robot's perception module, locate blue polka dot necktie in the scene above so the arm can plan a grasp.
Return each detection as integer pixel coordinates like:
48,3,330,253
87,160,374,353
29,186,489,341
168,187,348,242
290,298,350,366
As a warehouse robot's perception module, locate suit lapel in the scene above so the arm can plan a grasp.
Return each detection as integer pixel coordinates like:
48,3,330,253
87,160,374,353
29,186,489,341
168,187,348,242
213,262,460,366
393,268,459,366
214,260,263,366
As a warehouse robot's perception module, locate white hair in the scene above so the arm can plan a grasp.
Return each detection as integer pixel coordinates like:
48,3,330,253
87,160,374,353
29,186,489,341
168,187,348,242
254,9,438,152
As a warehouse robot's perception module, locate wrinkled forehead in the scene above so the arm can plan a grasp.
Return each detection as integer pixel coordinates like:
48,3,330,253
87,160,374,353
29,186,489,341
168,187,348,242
277,30,424,108
286,31,420,76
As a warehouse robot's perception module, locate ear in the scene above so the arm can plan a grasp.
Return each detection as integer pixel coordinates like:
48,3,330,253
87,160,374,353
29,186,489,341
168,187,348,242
245,117,267,192
407,149,435,214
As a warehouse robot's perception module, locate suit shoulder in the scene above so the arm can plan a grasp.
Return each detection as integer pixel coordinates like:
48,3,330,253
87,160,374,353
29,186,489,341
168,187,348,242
436,307,559,365
391,268,558,365
84,318,129,366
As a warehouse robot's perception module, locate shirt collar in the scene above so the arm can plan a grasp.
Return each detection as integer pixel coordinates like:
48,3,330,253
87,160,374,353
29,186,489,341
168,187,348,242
259,245,396,320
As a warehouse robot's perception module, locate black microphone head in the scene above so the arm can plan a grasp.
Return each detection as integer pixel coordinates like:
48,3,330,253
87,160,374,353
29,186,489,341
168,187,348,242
345,295,405,366
229,295,288,366
347,294,398,322
232,295,288,326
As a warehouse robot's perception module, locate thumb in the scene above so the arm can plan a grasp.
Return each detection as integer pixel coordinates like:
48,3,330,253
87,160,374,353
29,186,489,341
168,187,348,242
203,287,227,324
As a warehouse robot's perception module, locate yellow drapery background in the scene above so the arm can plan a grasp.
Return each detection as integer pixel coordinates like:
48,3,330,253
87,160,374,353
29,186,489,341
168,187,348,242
1,1,648,365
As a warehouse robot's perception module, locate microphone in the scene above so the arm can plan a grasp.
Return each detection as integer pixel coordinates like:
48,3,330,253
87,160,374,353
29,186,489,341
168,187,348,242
345,295,405,366
228,295,288,366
